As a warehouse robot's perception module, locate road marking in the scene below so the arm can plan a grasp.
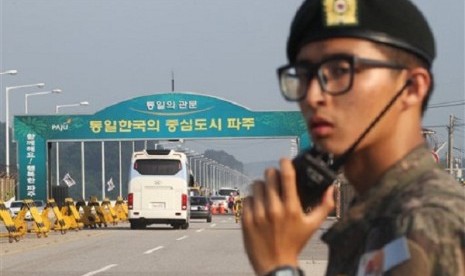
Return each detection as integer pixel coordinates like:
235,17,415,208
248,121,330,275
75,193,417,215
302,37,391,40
144,246,164,254
196,228,205,233
176,235,188,241
210,223,216,227
82,264,118,276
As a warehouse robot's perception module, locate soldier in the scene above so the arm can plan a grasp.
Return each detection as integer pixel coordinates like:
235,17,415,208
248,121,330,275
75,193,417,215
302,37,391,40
233,196,243,223
241,0,465,275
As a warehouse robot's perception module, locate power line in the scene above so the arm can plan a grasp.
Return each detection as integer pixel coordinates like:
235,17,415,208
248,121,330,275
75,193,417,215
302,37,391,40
424,123,465,128
424,125,447,128
428,101,465,109
429,99,465,106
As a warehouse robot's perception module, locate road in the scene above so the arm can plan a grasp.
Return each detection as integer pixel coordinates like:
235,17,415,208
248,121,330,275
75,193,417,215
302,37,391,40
0,215,333,276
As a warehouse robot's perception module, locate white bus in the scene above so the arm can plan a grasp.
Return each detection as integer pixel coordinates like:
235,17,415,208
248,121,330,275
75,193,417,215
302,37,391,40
127,149,193,230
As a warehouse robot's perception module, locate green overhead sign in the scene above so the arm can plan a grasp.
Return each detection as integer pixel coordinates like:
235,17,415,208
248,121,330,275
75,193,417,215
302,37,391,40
14,92,309,200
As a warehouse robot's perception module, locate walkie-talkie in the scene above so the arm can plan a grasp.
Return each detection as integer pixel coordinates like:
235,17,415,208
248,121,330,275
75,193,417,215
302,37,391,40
292,147,339,210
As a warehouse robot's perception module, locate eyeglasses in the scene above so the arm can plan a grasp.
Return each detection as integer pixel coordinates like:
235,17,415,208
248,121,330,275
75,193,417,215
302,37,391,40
277,54,407,101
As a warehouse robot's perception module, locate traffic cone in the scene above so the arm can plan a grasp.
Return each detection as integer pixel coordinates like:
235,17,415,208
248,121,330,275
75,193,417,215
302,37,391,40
218,203,225,214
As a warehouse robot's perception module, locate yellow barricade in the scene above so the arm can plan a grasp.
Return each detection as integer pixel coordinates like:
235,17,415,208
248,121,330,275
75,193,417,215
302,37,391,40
42,199,69,234
12,204,28,238
89,196,108,227
22,199,49,238
61,198,84,230
76,199,100,229
102,198,119,225
0,201,22,243
114,196,128,222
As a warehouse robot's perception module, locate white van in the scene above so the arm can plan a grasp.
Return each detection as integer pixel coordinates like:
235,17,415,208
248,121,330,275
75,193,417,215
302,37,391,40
128,149,192,229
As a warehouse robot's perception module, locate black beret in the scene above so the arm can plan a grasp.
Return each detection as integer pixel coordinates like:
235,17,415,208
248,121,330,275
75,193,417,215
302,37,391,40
287,0,436,67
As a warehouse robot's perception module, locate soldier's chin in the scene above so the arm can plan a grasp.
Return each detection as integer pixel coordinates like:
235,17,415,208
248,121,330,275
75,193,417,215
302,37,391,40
314,140,346,156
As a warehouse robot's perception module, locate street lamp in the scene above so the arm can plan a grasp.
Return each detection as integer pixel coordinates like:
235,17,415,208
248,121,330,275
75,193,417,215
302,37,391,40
0,69,18,75
55,101,89,113
5,82,45,177
190,154,203,185
25,89,62,114
55,101,90,186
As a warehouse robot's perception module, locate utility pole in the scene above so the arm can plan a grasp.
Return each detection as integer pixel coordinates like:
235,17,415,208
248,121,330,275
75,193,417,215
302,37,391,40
447,114,456,175
171,71,175,92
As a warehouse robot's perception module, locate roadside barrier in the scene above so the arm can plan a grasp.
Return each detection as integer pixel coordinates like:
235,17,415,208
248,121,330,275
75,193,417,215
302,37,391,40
22,199,49,238
101,198,119,225
0,196,154,243
42,199,69,234
114,196,128,222
0,200,22,242
12,205,28,238
211,205,217,215
89,196,108,227
76,199,100,229
218,203,226,214
61,198,84,230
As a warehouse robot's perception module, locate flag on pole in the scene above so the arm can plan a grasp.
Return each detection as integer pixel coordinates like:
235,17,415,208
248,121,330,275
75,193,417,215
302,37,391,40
107,177,115,192
62,173,76,187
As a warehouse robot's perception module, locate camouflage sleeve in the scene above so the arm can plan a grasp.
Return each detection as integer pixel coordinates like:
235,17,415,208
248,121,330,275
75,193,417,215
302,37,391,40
394,207,465,276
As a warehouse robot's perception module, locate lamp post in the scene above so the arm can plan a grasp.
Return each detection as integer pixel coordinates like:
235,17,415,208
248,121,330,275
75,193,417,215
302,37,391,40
55,101,90,186
205,159,216,191
0,69,18,75
5,82,45,177
55,101,89,113
194,156,204,186
25,89,62,114
191,155,203,185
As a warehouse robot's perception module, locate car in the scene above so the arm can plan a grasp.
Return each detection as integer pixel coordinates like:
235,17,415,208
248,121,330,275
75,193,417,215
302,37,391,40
8,200,23,218
9,200,46,220
209,196,229,213
189,196,212,223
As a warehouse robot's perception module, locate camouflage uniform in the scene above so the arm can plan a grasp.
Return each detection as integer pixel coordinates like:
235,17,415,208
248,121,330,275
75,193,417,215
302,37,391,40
322,145,465,275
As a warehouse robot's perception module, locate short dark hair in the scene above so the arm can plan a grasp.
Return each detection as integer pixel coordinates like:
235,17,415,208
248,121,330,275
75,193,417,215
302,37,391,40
376,44,434,116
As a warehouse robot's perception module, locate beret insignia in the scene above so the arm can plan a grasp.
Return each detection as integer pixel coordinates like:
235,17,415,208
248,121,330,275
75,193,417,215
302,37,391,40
324,0,359,27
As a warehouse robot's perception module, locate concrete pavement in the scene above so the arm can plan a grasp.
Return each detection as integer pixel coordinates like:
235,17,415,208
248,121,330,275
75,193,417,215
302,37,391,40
299,217,336,276
300,260,328,276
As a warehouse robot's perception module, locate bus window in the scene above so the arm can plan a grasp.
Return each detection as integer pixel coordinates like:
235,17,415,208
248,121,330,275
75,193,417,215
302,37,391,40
134,159,181,175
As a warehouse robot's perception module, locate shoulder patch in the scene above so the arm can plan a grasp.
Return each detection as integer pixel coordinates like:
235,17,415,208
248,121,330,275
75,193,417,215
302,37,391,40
357,237,410,275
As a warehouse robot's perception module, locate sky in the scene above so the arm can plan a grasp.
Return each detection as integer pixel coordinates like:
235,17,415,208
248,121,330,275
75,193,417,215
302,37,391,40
0,0,464,164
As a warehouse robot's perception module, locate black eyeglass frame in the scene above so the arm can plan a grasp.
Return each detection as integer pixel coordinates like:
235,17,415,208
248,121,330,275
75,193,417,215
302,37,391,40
277,54,407,101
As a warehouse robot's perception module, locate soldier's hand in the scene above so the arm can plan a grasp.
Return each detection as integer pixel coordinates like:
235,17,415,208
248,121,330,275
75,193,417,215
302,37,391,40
241,158,335,276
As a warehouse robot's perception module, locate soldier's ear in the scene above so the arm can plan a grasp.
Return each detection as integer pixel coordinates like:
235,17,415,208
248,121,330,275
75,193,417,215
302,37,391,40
402,68,430,110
